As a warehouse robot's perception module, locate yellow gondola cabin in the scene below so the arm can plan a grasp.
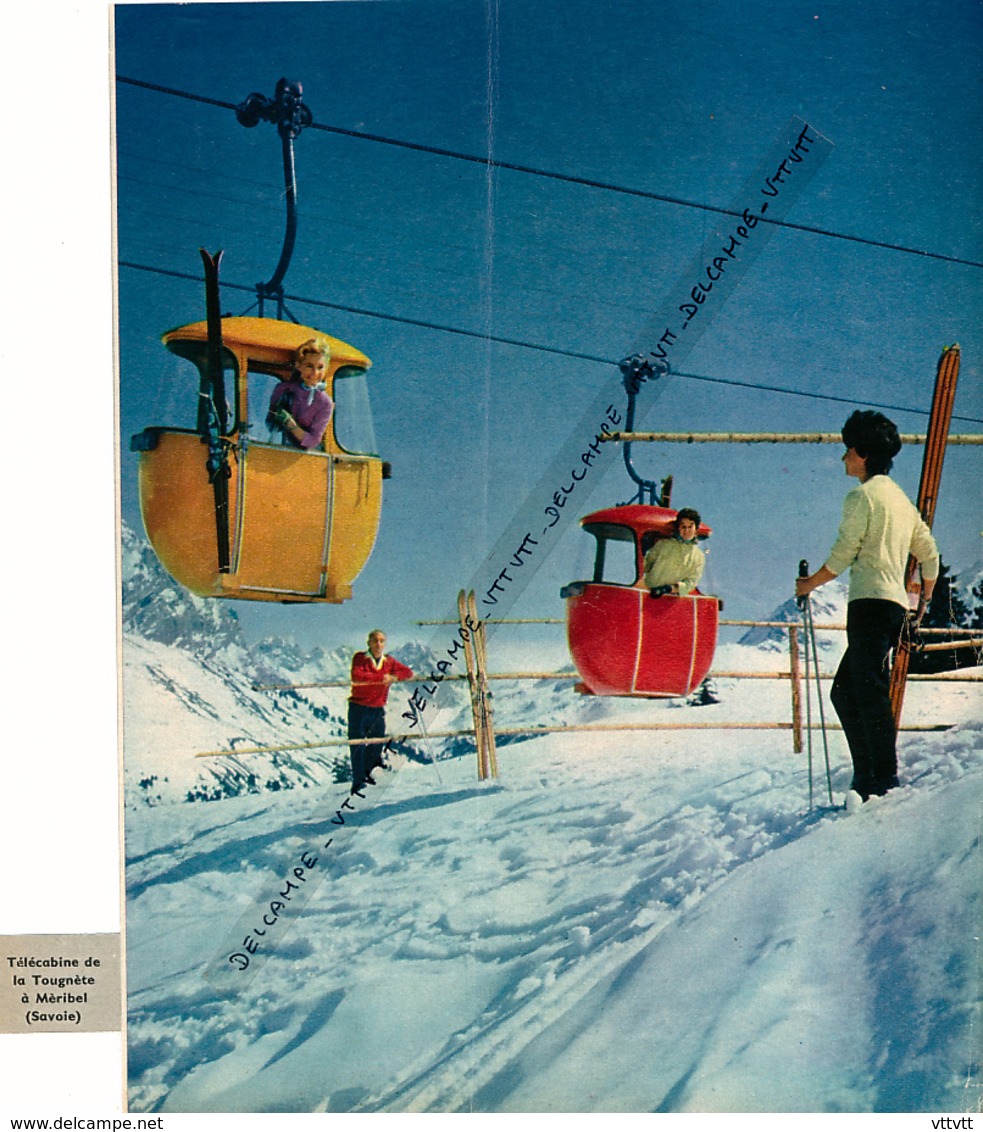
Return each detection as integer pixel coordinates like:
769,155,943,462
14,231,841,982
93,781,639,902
131,316,388,603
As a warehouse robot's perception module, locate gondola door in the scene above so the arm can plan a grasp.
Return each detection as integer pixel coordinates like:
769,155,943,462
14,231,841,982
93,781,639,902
634,591,718,696
229,444,334,600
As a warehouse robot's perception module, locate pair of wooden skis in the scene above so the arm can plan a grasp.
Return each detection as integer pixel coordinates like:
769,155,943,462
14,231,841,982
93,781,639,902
890,343,961,728
457,590,498,780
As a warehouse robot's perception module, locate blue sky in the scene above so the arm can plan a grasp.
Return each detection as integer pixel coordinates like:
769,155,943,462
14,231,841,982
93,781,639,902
113,0,982,651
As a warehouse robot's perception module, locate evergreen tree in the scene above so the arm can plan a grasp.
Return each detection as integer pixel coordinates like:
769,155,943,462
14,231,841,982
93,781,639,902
968,576,983,631
910,560,981,673
921,560,969,629
686,677,719,707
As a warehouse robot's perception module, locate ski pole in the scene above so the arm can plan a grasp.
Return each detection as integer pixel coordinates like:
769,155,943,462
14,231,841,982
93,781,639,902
798,560,815,808
799,560,834,806
804,594,834,805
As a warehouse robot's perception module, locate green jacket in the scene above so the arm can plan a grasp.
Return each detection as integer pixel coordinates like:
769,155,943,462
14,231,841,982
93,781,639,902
642,537,705,596
824,474,939,607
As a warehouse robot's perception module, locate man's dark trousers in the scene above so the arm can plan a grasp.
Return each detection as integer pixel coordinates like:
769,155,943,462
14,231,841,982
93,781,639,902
348,701,386,788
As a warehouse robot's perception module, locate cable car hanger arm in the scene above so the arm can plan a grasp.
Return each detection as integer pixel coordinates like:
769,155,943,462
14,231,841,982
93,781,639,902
235,78,313,319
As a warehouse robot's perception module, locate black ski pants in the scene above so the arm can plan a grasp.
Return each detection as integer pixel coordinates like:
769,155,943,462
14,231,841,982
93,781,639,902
348,702,387,788
830,598,905,798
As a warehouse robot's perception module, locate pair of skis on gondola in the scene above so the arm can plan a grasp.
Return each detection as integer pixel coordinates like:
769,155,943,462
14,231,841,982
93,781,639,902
457,590,498,780
200,248,233,574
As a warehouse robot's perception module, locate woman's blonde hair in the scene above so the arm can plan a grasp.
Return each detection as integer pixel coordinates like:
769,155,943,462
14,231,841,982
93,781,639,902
293,337,331,369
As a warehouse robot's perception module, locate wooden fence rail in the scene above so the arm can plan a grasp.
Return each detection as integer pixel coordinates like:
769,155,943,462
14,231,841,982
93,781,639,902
205,614,978,768
196,719,951,760
602,431,983,445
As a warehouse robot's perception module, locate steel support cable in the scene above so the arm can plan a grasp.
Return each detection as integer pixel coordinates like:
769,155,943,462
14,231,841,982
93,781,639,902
117,258,983,425
115,75,983,272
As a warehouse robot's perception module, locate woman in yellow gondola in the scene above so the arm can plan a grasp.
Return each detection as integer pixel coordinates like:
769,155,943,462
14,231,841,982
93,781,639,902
267,338,334,449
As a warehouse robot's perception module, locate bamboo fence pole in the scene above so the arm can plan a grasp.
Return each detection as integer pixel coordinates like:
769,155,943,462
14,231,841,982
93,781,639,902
913,638,983,654
195,719,952,759
229,612,978,771
252,666,980,692
412,617,978,634
601,431,983,445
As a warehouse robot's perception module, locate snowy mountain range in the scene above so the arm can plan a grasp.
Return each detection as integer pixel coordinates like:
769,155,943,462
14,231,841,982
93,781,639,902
737,563,983,652
120,522,981,1114
737,583,847,651
121,521,466,806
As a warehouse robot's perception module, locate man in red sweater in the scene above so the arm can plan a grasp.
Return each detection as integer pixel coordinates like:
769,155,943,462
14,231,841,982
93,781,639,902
348,629,414,792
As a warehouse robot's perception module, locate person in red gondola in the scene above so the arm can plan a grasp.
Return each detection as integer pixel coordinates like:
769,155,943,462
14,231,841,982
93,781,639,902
267,338,334,449
348,629,414,793
643,508,706,597
796,411,939,802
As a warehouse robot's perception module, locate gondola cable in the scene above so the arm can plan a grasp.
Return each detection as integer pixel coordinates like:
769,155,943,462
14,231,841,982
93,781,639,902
118,258,983,425
115,75,983,272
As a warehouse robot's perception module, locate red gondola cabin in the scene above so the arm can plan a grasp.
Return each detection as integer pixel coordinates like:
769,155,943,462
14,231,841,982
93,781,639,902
562,505,718,697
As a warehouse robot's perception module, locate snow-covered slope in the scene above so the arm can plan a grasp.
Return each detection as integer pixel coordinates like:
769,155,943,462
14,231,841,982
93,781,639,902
124,712,981,1114
121,526,982,1113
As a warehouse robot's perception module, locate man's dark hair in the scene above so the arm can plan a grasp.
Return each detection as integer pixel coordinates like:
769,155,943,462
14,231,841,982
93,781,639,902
841,410,902,476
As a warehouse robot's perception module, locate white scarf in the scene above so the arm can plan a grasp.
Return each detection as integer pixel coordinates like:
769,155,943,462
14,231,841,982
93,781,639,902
304,381,326,406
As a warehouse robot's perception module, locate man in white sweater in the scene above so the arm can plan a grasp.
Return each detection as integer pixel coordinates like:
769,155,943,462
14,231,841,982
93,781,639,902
796,411,939,802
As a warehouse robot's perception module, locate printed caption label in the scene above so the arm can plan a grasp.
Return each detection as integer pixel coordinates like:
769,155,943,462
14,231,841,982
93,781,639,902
1,933,121,1033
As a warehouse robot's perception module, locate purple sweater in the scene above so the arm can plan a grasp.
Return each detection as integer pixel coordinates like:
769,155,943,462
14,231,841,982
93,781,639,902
267,380,334,450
